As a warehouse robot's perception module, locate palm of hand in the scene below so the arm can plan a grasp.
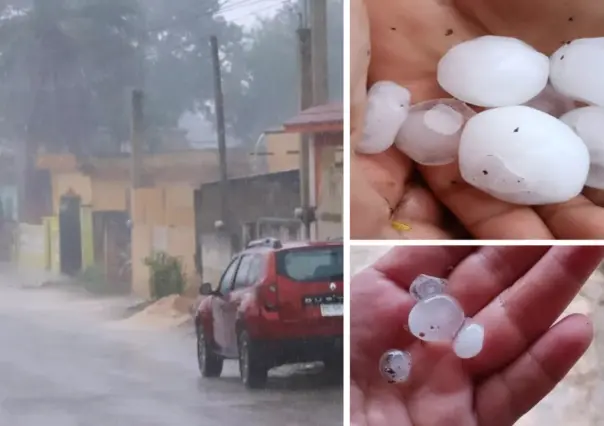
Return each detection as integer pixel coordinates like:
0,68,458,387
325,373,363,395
350,246,603,426
351,0,604,240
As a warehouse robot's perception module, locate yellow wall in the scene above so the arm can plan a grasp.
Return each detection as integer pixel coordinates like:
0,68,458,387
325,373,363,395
92,179,128,211
130,184,197,298
44,157,198,298
52,172,92,214
264,132,300,173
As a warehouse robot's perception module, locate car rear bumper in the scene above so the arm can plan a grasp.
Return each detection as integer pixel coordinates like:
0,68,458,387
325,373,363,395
255,335,343,366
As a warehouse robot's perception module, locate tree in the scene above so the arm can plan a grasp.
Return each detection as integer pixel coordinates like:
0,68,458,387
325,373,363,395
0,0,143,154
0,0,143,220
223,0,344,144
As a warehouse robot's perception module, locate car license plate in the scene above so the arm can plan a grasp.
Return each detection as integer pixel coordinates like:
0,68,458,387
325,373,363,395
320,304,343,317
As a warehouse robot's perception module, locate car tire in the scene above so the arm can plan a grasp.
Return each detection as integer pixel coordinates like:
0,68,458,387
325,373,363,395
238,330,268,389
197,326,223,378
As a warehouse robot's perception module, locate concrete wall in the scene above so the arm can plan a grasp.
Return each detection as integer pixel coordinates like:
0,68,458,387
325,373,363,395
16,223,47,270
195,171,301,285
315,134,343,240
263,132,300,173
196,171,300,234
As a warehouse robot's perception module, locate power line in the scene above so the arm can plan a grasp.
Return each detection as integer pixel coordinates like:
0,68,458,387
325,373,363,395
222,0,288,23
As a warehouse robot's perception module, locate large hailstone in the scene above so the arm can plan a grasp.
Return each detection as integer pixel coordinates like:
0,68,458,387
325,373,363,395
437,36,549,107
560,106,604,189
550,38,604,107
459,106,589,205
394,99,476,165
356,81,411,154
408,294,465,342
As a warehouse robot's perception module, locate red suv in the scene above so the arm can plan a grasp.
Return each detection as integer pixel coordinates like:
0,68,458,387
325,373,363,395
194,238,343,388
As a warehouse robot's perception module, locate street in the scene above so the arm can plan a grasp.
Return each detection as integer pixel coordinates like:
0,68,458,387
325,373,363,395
0,283,343,426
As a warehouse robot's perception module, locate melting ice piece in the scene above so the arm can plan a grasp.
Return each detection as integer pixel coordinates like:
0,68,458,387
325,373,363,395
523,84,577,118
437,36,549,107
394,99,476,166
459,106,589,205
409,274,447,301
452,319,485,359
408,294,465,342
379,349,412,383
357,81,411,154
550,38,604,107
560,106,604,190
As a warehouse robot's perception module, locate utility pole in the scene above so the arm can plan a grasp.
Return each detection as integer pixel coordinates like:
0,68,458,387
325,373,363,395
210,35,238,255
130,89,144,190
297,27,313,240
309,0,329,105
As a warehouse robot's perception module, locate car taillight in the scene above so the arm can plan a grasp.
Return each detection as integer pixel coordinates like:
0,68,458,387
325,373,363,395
260,283,279,311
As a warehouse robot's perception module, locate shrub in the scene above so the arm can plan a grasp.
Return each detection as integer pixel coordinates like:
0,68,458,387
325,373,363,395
144,251,186,299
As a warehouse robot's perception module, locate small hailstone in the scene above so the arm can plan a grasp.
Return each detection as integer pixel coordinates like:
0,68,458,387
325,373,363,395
394,99,476,165
437,36,549,107
379,349,412,383
357,81,411,154
452,319,484,359
409,274,447,301
550,38,604,107
408,294,465,342
560,106,604,189
523,84,577,117
459,105,589,205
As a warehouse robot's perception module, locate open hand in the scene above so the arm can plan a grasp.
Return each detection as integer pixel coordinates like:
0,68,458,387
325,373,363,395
350,245,604,425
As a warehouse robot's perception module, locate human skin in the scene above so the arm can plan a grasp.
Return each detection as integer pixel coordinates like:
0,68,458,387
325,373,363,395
350,245,604,425
350,0,604,240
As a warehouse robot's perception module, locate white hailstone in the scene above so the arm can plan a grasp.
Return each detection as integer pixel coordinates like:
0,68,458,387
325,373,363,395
459,106,589,205
523,84,577,117
550,38,604,107
408,294,465,342
394,99,476,165
437,36,549,107
452,319,484,359
409,274,447,301
357,81,411,154
560,106,604,189
379,349,412,383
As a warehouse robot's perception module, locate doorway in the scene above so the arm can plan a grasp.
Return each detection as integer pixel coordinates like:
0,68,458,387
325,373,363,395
59,194,82,275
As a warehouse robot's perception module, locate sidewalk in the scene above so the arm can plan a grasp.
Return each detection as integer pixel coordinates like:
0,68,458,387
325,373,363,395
0,263,196,330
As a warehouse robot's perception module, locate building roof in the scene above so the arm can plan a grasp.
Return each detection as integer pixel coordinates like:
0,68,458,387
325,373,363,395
282,102,343,134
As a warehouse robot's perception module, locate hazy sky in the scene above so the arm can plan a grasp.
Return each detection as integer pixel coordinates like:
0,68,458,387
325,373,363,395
218,0,284,28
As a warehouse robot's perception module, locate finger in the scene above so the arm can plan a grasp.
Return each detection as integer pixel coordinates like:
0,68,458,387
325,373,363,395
373,246,474,289
393,185,443,228
475,314,593,426
351,246,473,371
350,268,416,375
420,163,556,239
468,246,604,375
350,0,370,151
446,246,550,316
535,196,604,239
350,155,393,238
356,148,412,210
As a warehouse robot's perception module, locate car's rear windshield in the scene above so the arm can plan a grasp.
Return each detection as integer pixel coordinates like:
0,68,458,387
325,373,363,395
277,246,343,282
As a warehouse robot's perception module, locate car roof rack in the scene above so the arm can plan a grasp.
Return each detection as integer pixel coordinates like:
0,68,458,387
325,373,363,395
246,237,283,249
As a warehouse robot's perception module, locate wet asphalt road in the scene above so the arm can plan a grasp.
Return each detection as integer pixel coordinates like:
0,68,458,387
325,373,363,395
0,285,343,426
